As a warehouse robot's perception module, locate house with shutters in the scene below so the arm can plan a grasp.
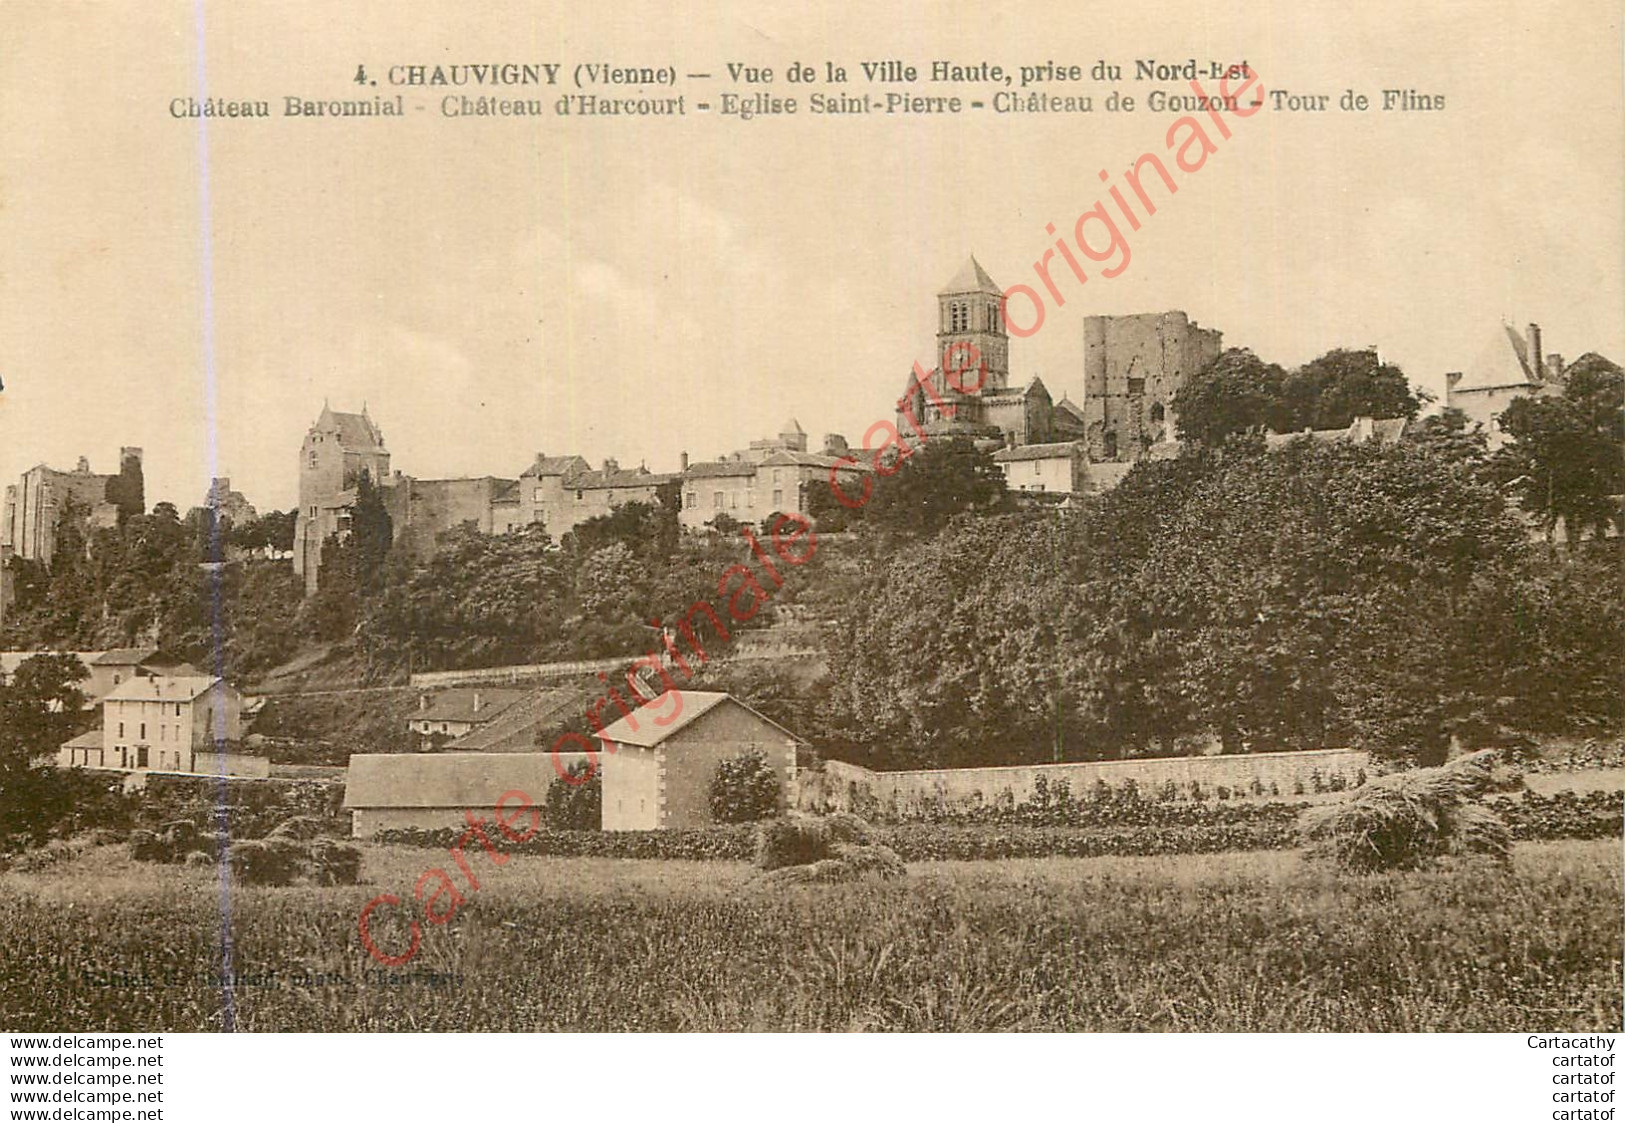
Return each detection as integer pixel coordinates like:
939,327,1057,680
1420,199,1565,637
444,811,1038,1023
66,674,259,776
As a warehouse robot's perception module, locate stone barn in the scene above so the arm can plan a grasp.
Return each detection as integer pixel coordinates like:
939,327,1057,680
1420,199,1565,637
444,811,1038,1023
343,751,592,838
597,691,799,831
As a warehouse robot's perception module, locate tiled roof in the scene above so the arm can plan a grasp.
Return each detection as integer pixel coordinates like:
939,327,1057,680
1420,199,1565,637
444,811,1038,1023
90,648,159,667
757,450,870,471
993,441,1084,462
412,688,527,726
566,468,677,490
447,687,587,752
324,409,385,451
597,691,801,749
521,455,592,478
683,460,758,480
106,676,223,703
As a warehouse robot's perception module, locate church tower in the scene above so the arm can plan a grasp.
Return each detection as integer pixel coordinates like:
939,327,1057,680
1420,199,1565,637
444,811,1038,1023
897,256,1011,440
936,255,1009,396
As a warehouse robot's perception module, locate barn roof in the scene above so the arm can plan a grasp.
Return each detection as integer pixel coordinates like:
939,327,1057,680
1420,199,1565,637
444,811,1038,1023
596,691,802,749
343,752,579,809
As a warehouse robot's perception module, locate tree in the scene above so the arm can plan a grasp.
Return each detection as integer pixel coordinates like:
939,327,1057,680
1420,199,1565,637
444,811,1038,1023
1494,353,1624,544
1281,348,1423,431
708,749,782,822
0,654,89,846
543,761,601,830
1172,348,1288,446
863,436,1009,537
103,450,145,524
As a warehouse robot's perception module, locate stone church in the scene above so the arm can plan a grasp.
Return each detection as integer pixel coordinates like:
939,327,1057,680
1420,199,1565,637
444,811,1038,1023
896,257,1080,449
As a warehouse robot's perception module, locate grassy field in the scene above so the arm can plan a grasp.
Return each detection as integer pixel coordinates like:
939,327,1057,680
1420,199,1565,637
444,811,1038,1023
0,840,1618,1032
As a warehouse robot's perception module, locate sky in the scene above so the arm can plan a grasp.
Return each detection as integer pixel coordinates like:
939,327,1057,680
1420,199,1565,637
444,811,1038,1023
1,0,1620,513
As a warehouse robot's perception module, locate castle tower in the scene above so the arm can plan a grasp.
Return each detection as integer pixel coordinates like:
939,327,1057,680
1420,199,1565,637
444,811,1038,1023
293,405,390,593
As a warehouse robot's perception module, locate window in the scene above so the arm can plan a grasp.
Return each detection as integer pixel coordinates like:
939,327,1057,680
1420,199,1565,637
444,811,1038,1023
533,487,545,502
772,489,783,508
160,725,167,741
118,722,124,738
713,492,724,509
575,490,584,501
113,674,122,686
729,493,738,509
773,469,782,484
1034,462,1041,476
685,492,696,508
309,451,318,468
1149,403,1166,423
139,723,146,739
137,746,148,768
1127,378,1146,396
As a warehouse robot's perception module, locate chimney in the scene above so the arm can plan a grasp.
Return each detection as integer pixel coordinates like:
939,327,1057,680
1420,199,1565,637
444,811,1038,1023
1546,353,1565,380
76,456,91,474
1528,323,1543,379
680,451,690,472
1445,371,1463,389
603,458,619,475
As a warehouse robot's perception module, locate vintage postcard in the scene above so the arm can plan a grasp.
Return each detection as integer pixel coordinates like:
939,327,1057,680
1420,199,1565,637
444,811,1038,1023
0,0,1620,1108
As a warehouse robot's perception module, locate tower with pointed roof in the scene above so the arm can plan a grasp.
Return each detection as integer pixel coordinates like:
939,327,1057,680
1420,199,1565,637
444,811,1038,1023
294,405,392,592
897,257,1059,448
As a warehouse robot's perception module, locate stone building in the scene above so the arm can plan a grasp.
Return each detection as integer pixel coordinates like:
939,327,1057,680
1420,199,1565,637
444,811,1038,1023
992,441,1090,496
1444,322,1567,449
76,674,252,776
201,477,258,526
1080,312,1222,461
896,258,1062,448
597,691,799,831
293,406,391,593
1,448,143,567
678,423,867,531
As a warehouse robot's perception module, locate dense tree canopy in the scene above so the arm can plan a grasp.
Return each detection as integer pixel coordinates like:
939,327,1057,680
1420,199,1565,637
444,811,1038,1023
1494,353,1624,544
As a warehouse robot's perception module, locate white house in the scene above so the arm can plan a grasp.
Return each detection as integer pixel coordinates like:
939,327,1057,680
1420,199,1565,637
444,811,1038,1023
597,691,800,831
992,441,1088,496
68,675,259,776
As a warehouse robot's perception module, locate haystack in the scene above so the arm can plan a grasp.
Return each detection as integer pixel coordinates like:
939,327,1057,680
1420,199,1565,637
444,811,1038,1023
1299,749,1511,872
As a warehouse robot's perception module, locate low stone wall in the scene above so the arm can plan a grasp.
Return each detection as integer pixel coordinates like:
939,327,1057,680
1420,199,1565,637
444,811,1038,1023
804,749,1372,820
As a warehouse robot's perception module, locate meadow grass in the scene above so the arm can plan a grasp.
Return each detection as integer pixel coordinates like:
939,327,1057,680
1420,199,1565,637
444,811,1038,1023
0,840,1618,1032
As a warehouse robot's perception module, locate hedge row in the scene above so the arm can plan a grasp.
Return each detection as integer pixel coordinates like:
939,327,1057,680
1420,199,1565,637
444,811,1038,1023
373,824,760,861
137,773,346,838
371,790,1620,862
1491,790,1623,841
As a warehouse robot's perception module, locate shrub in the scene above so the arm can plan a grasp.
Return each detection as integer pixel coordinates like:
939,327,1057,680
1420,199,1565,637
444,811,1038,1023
1300,750,1511,873
267,815,337,841
709,750,782,824
543,762,601,831
228,839,304,886
128,829,172,863
1159,779,1179,803
183,850,215,868
755,816,832,871
308,840,363,886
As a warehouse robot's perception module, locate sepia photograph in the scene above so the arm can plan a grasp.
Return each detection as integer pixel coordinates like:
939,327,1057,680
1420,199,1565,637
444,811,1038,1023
0,1,1620,1107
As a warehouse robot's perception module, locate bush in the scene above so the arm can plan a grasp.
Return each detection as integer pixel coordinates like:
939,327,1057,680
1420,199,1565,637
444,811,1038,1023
128,830,172,863
709,750,781,824
228,838,305,886
267,815,338,841
755,817,833,871
183,850,216,868
1300,750,1511,872
543,762,601,831
308,840,363,886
